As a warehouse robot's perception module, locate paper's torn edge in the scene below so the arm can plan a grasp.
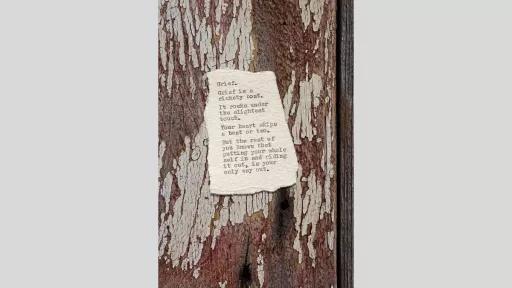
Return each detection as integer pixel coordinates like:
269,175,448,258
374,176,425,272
204,69,299,195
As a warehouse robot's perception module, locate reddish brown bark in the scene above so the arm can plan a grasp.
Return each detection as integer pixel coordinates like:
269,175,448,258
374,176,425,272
159,1,337,287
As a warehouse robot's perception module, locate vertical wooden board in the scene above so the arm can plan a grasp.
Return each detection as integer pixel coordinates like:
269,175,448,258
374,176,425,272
337,1,353,287
158,0,337,287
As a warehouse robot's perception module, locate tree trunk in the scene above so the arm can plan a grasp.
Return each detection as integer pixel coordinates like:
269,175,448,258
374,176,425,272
159,0,337,287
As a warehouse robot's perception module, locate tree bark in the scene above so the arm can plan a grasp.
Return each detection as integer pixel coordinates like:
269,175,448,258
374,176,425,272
159,0,337,287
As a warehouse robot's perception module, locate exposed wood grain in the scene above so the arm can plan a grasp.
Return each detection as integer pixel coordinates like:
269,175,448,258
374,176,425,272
158,0,340,287
337,0,353,287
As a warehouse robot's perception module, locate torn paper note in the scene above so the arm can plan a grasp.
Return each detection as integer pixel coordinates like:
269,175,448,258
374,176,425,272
204,70,299,195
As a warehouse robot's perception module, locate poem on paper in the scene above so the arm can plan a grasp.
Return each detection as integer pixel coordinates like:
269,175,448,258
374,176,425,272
204,70,298,195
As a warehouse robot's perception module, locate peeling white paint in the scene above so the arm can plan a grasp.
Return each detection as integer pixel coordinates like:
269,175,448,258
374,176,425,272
309,0,325,31
292,79,312,144
292,166,304,264
159,125,215,269
158,172,173,258
312,74,322,108
320,108,333,222
299,0,325,31
327,230,334,251
219,0,253,70
158,141,166,172
302,170,322,267
299,0,311,30
159,125,273,270
290,103,297,117
221,0,228,14
169,3,186,68
193,267,200,278
292,108,335,266
211,197,230,249
166,0,255,74
159,0,276,273
257,251,265,287
313,39,320,52
211,192,271,249
292,72,323,144
283,70,296,122
324,20,331,73
161,0,336,280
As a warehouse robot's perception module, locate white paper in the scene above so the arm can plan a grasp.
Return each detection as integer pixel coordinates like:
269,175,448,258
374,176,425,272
204,70,298,195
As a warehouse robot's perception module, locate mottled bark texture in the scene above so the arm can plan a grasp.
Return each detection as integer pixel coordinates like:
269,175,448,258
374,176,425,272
159,0,337,287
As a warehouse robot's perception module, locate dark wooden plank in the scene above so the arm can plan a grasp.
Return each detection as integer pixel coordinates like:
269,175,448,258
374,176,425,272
337,0,353,287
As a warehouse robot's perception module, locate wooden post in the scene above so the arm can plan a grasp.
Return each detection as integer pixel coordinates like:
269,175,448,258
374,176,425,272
159,0,344,287
337,0,354,287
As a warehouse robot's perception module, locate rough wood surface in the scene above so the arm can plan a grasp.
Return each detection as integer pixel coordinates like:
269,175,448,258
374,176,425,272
158,0,338,287
337,0,353,287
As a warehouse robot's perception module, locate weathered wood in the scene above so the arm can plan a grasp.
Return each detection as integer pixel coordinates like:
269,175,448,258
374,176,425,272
337,0,353,287
158,0,338,287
